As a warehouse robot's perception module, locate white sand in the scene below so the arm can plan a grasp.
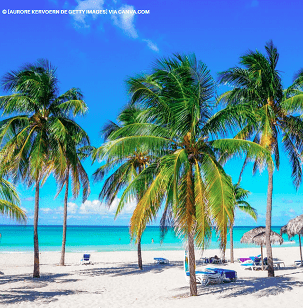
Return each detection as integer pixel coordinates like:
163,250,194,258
1,247,303,307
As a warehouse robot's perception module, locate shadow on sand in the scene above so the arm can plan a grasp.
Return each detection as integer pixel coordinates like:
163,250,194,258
2,262,302,304
0,272,81,305
174,274,303,298
76,261,178,277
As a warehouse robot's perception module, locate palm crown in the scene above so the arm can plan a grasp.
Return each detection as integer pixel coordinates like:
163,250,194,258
93,105,153,270
218,41,303,187
218,41,303,276
0,59,88,277
95,54,272,295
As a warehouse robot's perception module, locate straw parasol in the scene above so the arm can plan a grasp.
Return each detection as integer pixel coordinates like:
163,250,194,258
241,227,283,270
280,214,303,266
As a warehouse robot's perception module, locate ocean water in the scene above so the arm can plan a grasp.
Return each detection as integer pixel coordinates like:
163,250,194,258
0,225,298,253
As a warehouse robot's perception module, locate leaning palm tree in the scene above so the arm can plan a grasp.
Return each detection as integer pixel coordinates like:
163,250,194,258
218,41,303,276
0,59,88,277
229,182,257,263
98,54,272,296
54,130,91,266
93,105,151,270
0,176,26,222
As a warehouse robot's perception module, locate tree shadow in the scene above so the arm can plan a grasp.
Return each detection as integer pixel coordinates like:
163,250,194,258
77,261,180,277
0,272,78,286
0,289,78,305
174,275,303,298
0,272,81,305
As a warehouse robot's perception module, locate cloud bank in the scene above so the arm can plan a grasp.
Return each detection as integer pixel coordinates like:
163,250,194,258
72,0,159,52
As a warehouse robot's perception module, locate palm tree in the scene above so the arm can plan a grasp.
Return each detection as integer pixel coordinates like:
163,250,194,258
229,182,257,263
218,41,303,276
0,176,26,222
93,105,151,270
0,59,88,277
98,54,272,295
54,131,91,266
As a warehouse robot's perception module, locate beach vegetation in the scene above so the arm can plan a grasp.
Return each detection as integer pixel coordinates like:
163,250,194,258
98,54,272,295
228,182,257,263
93,104,152,270
53,125,91,266
218,41,303,276
0,59,88,277
0,177,26,222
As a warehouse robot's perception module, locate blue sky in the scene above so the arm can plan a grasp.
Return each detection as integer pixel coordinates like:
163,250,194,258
1,0,303,226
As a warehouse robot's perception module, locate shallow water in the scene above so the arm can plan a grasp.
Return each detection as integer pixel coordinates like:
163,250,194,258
0,225,296,252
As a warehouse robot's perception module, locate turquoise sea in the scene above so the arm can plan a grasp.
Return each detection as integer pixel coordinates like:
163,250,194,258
0,225,298,253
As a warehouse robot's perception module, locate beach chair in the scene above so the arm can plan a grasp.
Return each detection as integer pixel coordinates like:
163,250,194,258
200,256,222,264
294,260,303,266
237,254,261,263
80,253,91,265
184,251,222,286
154,257,169,264
273,260,285,269
240,257,267,270
205,267,237,282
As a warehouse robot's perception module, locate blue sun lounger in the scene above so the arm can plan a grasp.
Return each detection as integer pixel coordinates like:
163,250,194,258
80,253,91,265
205,267,237,282
184,251,222,286
154,257,169,264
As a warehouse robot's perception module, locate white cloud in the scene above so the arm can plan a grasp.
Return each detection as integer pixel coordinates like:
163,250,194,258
73,0,105,28
79,198,137,216
142,39,159,52
41,208,52,213
111,5,138,38
79,199,104,214
70,1,159,52
67,202,78,214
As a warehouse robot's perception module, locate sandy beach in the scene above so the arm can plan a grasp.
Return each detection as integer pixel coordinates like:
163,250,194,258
1,247,303,307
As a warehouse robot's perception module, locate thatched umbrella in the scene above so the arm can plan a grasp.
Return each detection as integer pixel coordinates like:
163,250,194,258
241,227,283,270
280,214,303,266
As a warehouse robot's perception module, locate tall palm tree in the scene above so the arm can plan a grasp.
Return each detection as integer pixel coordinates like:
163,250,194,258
0,176,26,222
93,105,151,270
54,131,90,266
0,59,88,277
98,54,272,295
218,41,303,276
229,182,257,263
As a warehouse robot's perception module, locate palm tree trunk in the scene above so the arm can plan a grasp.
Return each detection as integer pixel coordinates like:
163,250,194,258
33,179,40,278
266,166,274,277
138,235,143,270
188,230,197,296
299,234,302,266
187,165,197,296
222,244,226,263
60,172,69,266
261,244,264,271
230,223,234,263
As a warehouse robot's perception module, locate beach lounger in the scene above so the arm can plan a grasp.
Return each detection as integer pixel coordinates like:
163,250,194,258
201,256,222,264
273,260,285,268
237,254,261,263
80,253,91,265
240,257,267,270
154,257,169,264
294,260,303,266
238,257,251,263
206,267,237,282
184,252,222,286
